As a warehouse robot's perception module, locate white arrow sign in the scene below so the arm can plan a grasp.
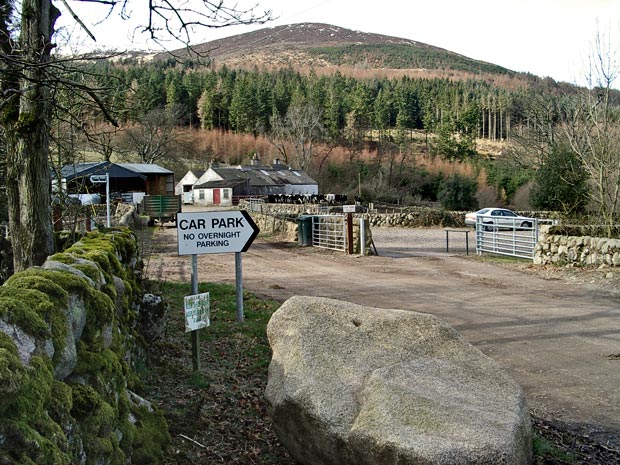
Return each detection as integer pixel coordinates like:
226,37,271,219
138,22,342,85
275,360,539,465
177,210,260,255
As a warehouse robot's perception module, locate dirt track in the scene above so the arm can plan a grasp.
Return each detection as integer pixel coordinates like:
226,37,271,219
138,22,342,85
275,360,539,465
143,222,620,445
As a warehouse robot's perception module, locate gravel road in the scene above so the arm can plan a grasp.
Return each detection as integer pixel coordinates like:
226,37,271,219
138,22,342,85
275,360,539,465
143,223,620,446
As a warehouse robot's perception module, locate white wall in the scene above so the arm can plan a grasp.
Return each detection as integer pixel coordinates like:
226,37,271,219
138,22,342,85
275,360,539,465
192,188,233,207
175,171,199,195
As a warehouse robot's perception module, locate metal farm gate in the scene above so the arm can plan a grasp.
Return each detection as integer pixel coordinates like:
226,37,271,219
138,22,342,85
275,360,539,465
475,216,539,259
247,198,265,213
312,215,347,252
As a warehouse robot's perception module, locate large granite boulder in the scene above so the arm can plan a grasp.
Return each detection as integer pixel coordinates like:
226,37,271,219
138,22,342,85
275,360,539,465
266,296,532,465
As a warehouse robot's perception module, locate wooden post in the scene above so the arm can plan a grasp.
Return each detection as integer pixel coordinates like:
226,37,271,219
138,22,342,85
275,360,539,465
346,213,354,255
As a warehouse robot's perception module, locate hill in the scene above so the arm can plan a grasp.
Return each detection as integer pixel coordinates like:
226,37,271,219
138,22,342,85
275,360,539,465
158,23,533,85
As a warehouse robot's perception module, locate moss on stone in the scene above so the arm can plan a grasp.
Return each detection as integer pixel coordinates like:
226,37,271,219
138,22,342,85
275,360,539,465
74,345,124,387
3,271,72,342
116,392,137,453
46,380,73,425
73,384,127,465
5,271,69,306
3,271,80,361
0,419,73,465
71,383,103,419
71,235,126,280
0,333,26,412
79,290,116,346
0,228,169,465
131,402,171,465
73,262,103,284
12,356,54,421
0,289,51,339
47,251,102,284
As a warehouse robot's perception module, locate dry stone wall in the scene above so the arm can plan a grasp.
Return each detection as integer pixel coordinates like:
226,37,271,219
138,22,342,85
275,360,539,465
365,210,464,228
535,225,620,267
250,213,298,241
241,202,466,228
0,228,169,465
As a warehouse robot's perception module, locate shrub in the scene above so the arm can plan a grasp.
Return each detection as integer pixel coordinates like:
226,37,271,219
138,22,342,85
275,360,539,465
531,145,588,215
437,174,478,211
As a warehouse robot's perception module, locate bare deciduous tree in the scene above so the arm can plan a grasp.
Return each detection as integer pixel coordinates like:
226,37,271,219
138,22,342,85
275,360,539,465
563,28,620,235
0,1,271,272
269,101,324,171
120,106,182,164
504,92,564,170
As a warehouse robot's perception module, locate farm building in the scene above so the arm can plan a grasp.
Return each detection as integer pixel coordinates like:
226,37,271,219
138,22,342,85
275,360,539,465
175,169,205,204
187,156,318,206
54,161,175,203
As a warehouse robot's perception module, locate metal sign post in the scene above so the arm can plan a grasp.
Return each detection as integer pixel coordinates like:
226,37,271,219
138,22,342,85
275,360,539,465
235,252,243,323
89,174,110,227
176,210,260,371
105,173,110,227
177,210,260,255
191,254,200,371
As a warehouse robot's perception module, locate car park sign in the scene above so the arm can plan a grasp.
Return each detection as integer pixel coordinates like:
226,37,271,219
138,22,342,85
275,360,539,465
177,210,260,255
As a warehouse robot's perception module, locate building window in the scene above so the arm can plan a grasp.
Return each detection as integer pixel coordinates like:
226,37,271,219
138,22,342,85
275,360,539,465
199,190,205,200
223,189,230,200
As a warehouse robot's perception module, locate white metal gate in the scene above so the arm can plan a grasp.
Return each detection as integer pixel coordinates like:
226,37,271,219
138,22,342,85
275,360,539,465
312,215,347,252
247,198,265,212
475,216,539,259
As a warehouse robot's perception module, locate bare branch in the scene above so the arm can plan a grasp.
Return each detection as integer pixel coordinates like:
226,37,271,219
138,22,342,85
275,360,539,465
59,0,97,41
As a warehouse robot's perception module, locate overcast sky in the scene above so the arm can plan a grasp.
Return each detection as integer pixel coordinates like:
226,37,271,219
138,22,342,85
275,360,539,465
57,0,620,87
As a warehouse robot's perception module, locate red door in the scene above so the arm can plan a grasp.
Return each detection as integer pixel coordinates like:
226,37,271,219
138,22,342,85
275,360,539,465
213,189,221,205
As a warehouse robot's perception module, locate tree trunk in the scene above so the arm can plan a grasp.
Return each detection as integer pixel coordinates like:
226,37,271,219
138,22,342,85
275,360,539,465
4,1,59,272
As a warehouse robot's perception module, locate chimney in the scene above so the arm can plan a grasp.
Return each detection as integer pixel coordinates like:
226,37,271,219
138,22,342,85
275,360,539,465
273,158,281,166
251,153,261,166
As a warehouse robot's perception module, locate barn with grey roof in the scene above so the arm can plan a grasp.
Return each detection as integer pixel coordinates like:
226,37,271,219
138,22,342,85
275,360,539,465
184,155,318,206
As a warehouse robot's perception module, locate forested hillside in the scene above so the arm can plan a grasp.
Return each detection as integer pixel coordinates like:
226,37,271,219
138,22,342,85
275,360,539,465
48,23,620,226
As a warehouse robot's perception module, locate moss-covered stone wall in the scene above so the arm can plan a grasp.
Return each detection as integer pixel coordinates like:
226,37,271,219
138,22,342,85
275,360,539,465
0,228,169,465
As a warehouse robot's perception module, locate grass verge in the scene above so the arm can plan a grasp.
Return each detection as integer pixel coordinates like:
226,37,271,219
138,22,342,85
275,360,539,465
141,280,291,464
141,280,616,465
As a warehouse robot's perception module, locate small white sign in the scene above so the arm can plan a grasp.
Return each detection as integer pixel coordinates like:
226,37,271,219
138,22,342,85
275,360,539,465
90,175,107,183
184,292,210,332
343,205,356,213
177,210,260,255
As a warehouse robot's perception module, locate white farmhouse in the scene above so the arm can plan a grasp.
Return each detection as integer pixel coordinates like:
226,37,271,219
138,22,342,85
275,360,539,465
184,155,318,206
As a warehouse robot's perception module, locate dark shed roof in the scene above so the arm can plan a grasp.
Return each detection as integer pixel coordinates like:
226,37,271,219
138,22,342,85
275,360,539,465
58,161,147,181
194,179,246,189
118,163,174,175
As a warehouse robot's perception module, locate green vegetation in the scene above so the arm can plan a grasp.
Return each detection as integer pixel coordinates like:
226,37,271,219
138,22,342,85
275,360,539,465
307,43,513,74
61,57,615,220
142,280,287,464
81,60,530,143
438,174,478,210
0,229,170,465
533,433,576,464
531,145,589,215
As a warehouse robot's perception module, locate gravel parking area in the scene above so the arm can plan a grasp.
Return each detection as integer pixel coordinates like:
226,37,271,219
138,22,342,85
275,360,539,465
145,222,620,448
371,226,476,257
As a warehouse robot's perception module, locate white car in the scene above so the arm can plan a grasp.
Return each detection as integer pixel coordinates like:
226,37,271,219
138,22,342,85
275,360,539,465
465,208,533,230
